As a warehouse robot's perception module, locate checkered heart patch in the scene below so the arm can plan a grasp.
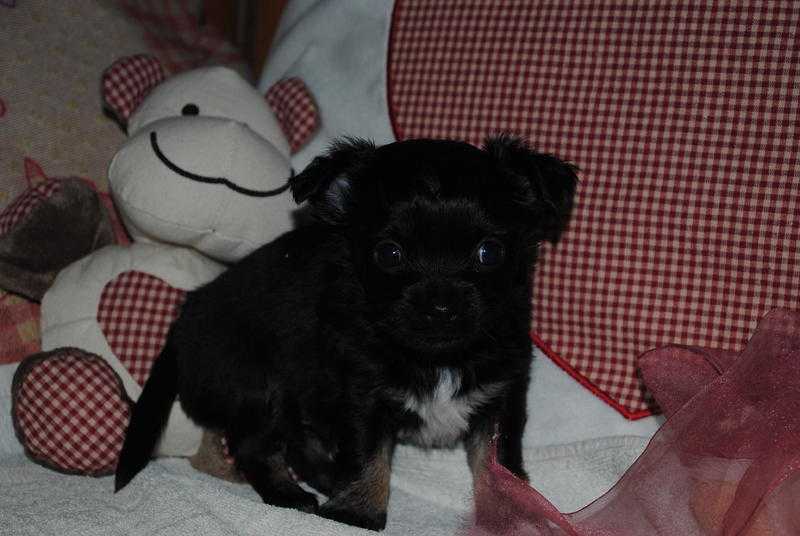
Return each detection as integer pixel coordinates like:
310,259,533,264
97,271,186,386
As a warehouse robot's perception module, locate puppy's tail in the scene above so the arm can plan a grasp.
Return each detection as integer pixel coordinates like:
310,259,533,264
114,341,178,492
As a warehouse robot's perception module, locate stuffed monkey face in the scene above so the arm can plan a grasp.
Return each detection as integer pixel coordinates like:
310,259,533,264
127,67,290,158
109,66,297,263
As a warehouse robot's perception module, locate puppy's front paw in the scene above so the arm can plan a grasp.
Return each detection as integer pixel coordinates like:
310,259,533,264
502,463,530,482
260,484,319,514
318,502,387,531
506,464,529,482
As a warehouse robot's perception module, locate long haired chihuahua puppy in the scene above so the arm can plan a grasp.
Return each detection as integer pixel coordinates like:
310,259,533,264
115,135,577,531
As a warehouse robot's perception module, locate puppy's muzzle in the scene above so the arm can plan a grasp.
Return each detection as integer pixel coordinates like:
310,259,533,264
427,302,458,323
413,279,476,330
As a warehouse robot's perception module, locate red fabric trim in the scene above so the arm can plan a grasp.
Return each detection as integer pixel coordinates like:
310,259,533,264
530,332,654,421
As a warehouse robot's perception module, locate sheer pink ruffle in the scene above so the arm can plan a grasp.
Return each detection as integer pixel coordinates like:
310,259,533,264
467,309,800,535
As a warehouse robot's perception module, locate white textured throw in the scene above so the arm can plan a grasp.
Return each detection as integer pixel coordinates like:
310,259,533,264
1,351,654,535
0,436,647,536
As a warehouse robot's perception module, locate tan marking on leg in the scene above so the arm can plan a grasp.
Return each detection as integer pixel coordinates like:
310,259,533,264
328,440,393,512
189,430,244,482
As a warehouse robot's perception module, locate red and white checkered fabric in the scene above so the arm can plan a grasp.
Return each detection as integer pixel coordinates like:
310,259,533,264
102,54,166,124
98,271,185,386
265,78,320,154
1,176,59,364
389,1,800,417
0,294,40,364
117,0,245,75
12,348,131,476
0,180,61,236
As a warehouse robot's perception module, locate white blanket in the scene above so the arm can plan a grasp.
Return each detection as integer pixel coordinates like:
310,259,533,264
0,436,647,536
0,351,657,535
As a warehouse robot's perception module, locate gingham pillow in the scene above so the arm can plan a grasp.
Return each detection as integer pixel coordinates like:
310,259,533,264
11,348,132,476
98,271,186,386
388,0,800,417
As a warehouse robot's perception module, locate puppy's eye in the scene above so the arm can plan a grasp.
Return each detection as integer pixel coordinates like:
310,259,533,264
181,103,200,116
373,241,404,270
476,239,505,267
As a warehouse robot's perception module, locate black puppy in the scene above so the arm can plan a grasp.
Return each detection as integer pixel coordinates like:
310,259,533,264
114,135,577,531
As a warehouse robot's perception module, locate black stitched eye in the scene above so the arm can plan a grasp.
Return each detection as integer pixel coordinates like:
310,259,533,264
181,103,199,116
373,241,403,270
476,239,505,267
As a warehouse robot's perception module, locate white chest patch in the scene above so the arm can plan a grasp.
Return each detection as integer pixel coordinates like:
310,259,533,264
400,369,502,448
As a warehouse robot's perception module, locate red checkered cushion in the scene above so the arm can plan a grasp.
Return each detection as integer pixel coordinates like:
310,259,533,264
388,1,800,417
98,271,185,386
265,78,320,154
0,180,61,236
11,348,131,476
102,54,166,124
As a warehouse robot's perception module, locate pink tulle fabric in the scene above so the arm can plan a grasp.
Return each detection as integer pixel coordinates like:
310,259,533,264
467,309,800,535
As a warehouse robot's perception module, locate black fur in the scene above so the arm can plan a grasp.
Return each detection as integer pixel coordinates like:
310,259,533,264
115,136,578,531
114,342,178,492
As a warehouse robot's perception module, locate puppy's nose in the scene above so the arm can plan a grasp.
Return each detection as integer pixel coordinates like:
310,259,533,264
426,302,458,323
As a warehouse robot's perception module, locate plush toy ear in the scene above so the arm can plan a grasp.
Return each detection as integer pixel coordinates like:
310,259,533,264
484,134,579,243
102,55,166,127
265,78,320,154
289,138,375,225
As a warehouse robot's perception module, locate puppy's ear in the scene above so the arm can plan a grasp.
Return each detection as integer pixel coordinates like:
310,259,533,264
290,138,376,225
484,134,579,243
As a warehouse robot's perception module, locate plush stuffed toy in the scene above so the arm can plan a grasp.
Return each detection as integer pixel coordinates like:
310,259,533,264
0,175,116,303
0,169,120,365
11,55,319,478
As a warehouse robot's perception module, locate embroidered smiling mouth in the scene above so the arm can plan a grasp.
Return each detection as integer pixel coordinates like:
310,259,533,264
149,131,291,198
